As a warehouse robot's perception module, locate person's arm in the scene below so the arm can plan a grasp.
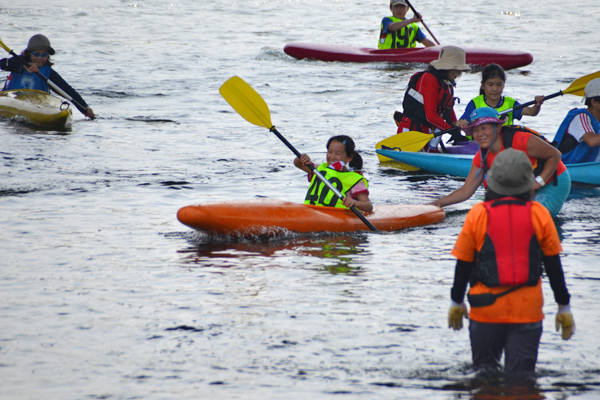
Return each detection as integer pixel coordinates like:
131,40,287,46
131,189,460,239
0,57,24,73
343,191,373,213
430,162,484,207
520,95,545,116
562,112,600,147
456,100,475,128
413,27,436,48
525,135,561,189
544,253,575,340
420,38,436,47
543,255,570,305
387,13,423,32
48,69,94,117
450,259,474,304
418,73,454,131
580,131,600,147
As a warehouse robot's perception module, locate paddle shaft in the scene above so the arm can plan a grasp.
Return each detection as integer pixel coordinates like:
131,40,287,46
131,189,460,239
270,126,379,232
405,0,440,46
379,70,600,154
1,44,89,114
430,94,566,139
501,89,575,115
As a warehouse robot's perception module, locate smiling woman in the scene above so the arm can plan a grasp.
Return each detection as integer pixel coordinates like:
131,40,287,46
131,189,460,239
430,107,571,217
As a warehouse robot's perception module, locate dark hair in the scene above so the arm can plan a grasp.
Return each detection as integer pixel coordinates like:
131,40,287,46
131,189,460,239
427,65,462,86
484,188,533,202
326,135,355,157
349,151,363,171
585,96,600,107
427,65,460,84
479,63,505,95
20,50,54,66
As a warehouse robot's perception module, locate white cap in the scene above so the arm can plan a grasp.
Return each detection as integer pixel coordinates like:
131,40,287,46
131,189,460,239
390,0,408,6
584,78,600,101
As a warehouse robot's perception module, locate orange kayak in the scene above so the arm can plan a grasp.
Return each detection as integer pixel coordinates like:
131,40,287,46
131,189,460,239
177,199,445,235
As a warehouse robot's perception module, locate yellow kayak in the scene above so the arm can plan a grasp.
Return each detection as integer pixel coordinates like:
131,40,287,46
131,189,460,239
0,89,72,129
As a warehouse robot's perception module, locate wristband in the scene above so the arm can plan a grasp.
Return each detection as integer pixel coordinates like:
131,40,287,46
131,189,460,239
535,176,545,187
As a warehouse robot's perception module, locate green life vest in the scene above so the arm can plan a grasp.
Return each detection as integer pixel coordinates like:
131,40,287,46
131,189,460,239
472,95,517,126
304,163,368,208
378,17,418,49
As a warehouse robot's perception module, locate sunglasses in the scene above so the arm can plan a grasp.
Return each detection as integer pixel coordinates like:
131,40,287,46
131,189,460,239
30,51,50,58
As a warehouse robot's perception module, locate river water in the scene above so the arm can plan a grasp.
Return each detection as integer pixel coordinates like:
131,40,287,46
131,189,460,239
1,1,599,399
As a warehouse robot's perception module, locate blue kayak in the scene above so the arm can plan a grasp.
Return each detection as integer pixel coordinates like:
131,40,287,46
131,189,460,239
377,149,600,185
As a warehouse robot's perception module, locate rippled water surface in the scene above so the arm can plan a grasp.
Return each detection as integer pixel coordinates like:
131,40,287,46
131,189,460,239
1,1,600,399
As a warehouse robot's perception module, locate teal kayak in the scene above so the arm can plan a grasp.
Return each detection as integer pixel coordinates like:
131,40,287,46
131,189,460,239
377,149,600,185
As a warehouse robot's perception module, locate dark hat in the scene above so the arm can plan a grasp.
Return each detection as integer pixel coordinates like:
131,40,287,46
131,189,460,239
487,148,534,196
26,34,55,55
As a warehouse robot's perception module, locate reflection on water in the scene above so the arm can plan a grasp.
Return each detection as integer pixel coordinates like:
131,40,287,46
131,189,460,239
444,374,546,400
3,0,600,398
179,233,370,275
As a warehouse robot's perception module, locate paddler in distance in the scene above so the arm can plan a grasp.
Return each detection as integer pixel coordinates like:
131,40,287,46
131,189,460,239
430,107,571,217
396,45,471,151
448,148,574,375
0,34,95,118
294,135,373,212
378,0,436,49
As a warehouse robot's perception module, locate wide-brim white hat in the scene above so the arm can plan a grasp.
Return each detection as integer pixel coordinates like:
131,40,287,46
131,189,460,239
430,45,470,71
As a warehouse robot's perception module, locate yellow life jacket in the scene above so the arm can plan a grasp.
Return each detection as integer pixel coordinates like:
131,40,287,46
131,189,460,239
378,17,418,49
304,163,367,208
472,95,517,126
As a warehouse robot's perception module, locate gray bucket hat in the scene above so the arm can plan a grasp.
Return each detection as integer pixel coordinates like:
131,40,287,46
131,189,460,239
430,45,470,71
487,148,534,196
26,34,55,55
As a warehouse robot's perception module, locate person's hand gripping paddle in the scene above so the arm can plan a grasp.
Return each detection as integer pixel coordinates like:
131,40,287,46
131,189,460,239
219,76,378,232
377,69,600,157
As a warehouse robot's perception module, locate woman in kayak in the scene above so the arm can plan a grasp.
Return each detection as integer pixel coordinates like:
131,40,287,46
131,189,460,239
456,63,544,130
430,107,571,217
0,34,94,118
396,45,471,151
294,135,373,212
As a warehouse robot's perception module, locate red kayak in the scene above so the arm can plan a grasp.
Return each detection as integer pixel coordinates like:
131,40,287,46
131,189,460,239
177,199,445,236
284,43,533,71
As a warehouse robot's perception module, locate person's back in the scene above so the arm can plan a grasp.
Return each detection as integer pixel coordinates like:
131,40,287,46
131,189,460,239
448,149,574,374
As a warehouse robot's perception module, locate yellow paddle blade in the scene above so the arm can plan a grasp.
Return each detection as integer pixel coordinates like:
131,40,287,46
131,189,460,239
563,70,600,96
0,37,12,53
375,131,434,161
219,76,273,129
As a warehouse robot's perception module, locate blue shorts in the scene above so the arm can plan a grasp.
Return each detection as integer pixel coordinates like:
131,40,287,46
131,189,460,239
533,169,571,217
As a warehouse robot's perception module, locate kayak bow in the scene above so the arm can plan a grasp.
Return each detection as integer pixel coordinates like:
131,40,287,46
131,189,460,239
0,89,72,129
